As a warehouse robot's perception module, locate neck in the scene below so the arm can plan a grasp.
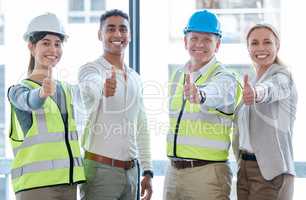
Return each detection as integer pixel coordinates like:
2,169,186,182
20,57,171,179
256,64,270,80
103,52,125,70
189,60,209,72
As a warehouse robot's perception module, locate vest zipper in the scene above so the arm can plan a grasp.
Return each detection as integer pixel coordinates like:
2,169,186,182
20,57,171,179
55,85,74,184
173,99,186,157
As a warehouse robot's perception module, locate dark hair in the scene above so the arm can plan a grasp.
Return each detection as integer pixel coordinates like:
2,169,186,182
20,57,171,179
27,31,65,76
99,9,129,29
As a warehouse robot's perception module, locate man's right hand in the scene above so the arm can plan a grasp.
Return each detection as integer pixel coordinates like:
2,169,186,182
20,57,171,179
103,66,117,97
40,66,55,98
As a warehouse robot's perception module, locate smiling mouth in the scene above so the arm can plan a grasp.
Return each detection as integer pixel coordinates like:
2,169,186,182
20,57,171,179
111,41,124,46
256,54,269,59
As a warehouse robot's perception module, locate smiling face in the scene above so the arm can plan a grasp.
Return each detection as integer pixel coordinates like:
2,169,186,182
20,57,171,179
29,34,63,70
98,16,130,57
184,32,220,69
247,27,280,69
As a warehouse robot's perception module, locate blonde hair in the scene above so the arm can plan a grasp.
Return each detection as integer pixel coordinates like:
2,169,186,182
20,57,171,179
246,23,285,66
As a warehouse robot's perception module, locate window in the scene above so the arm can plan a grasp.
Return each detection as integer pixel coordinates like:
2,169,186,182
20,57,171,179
0,15,4,45
196,0,281,43
169,0,280,44
68,0,106,23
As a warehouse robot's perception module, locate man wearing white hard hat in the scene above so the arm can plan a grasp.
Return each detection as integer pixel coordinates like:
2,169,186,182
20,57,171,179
163,10,242,200
8,13,85,200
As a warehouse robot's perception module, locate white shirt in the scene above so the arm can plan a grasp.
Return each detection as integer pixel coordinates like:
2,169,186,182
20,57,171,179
78,56,152,171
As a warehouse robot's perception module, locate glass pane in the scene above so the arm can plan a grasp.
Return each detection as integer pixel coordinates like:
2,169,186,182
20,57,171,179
69,0,84,11
68,16,86,23
91,0,105,11
0,26,3,45
89,16,100,23
195,0,280,9
219,12,280,43
0,16,3,44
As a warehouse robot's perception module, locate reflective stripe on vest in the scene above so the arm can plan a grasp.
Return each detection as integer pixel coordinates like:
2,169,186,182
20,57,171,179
167,134,230,150
167,62,239,160
13,131,78,156
11,157,83,179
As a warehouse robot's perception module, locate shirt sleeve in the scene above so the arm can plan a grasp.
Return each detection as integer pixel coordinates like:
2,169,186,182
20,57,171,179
199,72,237,114
254,72,293,104
8,84,46,112
78,64,105,115
136,80,153,172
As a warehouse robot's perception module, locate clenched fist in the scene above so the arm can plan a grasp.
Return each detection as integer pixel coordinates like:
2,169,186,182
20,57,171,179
39,66,55,98
103,66,117,97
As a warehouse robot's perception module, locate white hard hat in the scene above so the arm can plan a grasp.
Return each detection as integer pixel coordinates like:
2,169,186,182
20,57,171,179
23,13,68,41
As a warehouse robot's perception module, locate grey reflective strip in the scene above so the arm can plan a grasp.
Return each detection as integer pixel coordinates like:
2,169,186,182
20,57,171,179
167,134,230,150
11,157,83,180
13,131,78,156
36,110,48,133
169,109,232,127
170,69,184,96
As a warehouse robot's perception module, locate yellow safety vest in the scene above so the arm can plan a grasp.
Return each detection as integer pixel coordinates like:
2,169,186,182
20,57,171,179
9,79,85,193
167,62,242,161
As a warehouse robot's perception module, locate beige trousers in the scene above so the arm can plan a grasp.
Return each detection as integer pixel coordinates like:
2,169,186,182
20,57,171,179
163,162,232,200
237,159,294,200
15,184,77,200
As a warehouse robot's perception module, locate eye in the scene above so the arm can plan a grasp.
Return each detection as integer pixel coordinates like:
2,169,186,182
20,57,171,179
106,27,116,32
54,42,62,48
42,41,50,46
120,27,128,33
190,37,198,42
264,40,272,45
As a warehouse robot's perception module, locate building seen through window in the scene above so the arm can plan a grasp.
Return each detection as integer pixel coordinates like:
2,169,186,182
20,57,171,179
195,0,280,43
68,0,106,23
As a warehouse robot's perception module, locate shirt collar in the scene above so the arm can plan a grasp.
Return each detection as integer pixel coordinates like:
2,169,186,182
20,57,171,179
184,56,217,80
98,55,131,73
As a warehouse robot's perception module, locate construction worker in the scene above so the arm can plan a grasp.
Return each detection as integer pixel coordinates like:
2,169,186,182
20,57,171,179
233,23,297,200
163,10,242,200
8,13,85,200
78,9,153,200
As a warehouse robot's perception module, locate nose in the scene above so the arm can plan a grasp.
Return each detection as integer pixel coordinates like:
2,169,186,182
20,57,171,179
48,44,59,53
113,29,122,37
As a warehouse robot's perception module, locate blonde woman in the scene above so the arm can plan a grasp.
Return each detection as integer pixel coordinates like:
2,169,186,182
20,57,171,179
233,23,297,200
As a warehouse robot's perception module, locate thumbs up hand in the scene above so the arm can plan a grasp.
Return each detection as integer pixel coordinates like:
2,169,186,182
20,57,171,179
103,66,117,97
39,66,56,98
184,73,200,104
243,74,256,105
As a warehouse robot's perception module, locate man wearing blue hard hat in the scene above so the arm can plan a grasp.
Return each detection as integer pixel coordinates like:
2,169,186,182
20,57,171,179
164,10,242,200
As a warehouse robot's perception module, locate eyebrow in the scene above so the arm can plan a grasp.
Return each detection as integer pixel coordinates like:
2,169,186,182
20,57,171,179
41,38,61,43
106,24,128,28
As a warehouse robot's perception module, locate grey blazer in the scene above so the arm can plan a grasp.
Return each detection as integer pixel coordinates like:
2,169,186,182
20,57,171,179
232,63,297,180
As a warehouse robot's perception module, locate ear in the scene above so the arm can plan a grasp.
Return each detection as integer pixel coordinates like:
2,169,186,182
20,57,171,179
28,42,35,56
184,35,188,50
98,29,103,41
214,38,221,53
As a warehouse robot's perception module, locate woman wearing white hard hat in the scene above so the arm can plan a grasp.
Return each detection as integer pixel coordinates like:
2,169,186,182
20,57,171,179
232,23,297,200
7,13,85,200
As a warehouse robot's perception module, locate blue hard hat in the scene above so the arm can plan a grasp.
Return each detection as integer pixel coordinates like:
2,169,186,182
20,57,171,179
184,10,222,37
